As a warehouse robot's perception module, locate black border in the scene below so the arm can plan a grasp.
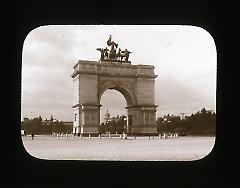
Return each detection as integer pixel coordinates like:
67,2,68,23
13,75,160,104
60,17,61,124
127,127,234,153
4,0,230,187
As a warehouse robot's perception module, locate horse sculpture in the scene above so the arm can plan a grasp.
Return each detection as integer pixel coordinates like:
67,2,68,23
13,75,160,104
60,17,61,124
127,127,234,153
116,49,132,61
96,47,109,60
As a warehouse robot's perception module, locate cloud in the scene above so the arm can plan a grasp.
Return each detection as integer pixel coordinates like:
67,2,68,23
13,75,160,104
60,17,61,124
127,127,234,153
21,25,216,122
155,73,216,116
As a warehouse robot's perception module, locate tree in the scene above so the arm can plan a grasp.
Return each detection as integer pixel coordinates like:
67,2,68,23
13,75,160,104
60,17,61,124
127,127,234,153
156,108,216,136
100,115,126,134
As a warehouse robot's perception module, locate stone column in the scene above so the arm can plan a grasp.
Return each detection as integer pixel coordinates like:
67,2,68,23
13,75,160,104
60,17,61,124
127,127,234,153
126,105,157,134
130,74,157,134
72,61,99,135
80,104,100,134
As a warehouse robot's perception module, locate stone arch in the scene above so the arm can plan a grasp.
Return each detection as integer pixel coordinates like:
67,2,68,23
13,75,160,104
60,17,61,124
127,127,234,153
72,60,158,135
98,82,136,107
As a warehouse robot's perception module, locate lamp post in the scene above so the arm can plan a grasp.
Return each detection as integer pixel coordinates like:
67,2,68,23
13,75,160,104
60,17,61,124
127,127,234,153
123,116,128,134
168,120,171,137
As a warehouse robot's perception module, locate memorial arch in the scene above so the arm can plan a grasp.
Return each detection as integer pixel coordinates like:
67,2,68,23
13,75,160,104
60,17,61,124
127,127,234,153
71,35,158,135
71,60,158,135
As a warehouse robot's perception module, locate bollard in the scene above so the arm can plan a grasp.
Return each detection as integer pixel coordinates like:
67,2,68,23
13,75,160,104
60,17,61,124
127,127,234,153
135,136,136,139
89,134,91,138
99,134,101,138
80,134,82,138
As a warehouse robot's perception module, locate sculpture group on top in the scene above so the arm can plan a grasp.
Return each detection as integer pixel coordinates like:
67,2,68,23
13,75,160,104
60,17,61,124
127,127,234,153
97,35,132,62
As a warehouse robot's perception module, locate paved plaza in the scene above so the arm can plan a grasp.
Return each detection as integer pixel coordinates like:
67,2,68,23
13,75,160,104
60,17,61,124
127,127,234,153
22,136,215,161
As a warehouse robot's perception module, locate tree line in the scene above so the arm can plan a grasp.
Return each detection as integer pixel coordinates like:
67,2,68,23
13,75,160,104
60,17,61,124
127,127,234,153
21,108,215,136
21,116,72,135
156,108,216,136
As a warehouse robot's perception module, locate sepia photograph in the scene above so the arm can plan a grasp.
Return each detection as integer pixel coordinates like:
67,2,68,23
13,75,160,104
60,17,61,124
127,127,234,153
21,25,216,161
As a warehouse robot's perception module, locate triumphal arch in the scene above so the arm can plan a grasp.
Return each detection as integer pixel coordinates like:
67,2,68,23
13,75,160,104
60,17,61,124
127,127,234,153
71,36,158,135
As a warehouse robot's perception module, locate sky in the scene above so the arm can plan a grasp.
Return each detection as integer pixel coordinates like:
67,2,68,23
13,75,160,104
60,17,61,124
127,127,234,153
21,25,216,122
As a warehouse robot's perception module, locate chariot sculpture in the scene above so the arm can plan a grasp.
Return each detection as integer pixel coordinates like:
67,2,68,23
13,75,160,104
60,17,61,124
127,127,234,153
97,35,132,63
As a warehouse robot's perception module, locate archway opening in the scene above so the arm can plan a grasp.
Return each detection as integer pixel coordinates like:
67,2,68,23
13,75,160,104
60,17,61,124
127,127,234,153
100,89,127,134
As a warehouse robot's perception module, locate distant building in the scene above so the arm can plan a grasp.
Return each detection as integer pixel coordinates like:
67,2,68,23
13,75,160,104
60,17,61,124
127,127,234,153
42,119,52,126
110,116,120,123
42,114,58,126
